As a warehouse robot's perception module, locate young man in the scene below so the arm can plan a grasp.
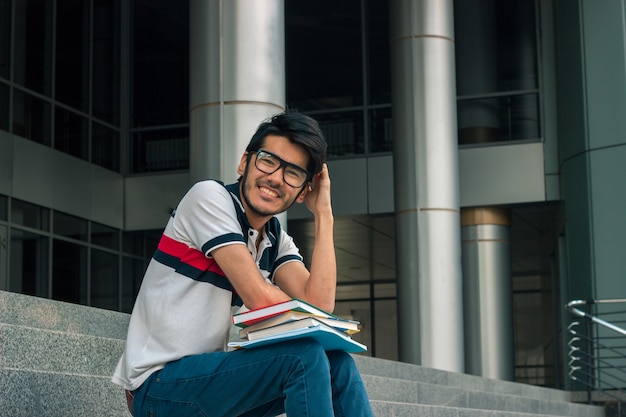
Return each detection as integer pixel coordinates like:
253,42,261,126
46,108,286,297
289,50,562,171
112,112,374,417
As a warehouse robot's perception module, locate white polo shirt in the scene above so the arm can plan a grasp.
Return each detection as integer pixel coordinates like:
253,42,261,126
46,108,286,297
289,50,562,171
112,180,303,391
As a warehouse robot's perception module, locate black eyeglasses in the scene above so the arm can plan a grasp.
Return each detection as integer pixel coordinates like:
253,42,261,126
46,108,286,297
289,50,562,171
253,149,310,188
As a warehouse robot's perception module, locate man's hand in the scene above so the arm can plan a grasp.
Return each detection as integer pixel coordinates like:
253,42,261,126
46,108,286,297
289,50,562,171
304,163,332,218
275,163,336,312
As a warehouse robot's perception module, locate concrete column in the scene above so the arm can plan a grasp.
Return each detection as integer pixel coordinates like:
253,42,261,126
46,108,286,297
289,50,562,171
189,0,286,185
461,207,514,380
390,0,464,372
554,0,626,388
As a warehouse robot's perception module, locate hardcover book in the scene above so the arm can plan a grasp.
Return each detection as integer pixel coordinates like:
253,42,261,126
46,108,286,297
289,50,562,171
228,319,367,353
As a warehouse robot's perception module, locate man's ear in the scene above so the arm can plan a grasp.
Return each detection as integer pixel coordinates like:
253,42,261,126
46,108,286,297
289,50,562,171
237,153,248,176
295,183,310,203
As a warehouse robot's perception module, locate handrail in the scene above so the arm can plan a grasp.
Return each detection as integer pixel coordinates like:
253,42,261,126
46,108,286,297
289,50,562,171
566,299,626,336
565,298,626,405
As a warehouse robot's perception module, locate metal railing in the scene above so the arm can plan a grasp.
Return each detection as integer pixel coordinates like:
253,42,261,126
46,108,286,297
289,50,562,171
566,299,626,404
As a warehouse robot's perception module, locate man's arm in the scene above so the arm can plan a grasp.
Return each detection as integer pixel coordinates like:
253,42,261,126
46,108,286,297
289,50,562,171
212,164,336,313
212,244,292,310
274,164,337,312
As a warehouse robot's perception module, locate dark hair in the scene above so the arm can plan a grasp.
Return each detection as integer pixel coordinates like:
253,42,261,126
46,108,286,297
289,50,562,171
246,112,327,176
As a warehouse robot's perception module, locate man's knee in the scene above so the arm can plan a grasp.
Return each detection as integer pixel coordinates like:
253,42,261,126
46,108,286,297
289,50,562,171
327,350,356,370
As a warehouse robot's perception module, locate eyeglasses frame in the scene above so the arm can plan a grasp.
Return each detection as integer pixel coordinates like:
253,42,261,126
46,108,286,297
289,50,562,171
251,149,311,188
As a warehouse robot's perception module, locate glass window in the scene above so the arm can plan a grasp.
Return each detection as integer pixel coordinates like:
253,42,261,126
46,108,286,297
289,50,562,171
55,0,90,111
335,299,371,356
144,232,160,259
9,229,49,297
92,122,120,172
91,222,119,250
132,0,189,127
0,195,6,221
91,248,118,310
52,239,87,304
454,1,539,145
374,298,397,360
367,0,391,105
131,127,189,173
496,1,538,91
13,0,53,95
12,88,52,145
315,111,364,157
458,93,540,143
11,199,50,231
0,82,8,132
122,257,144,313
122,231,145,257
286,0,362,111
54,107,88,159
0,0,10,81
369,107,392,153
53,211,87,241
93,0,121,125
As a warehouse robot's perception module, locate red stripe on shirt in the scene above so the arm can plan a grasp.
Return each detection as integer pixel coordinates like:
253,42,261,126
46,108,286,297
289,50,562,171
158,234,225,275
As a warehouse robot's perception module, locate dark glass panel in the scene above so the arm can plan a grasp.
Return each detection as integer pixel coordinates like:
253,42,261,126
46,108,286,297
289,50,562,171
92,122,121,171
314,111,364,157
121,257,144,313
131,127,189,173
0,0,10,80
454,0,538,95
122,231,145,257
457,93,540,144
12,88,52,145
9,229,49,297
367,0,391,105
53,211,87,241
91,248,118,310
144,232,160,259
496,1,538,91
132,0,189,127
54,107,88,159
374,298,398,360
91,222,119,250
0,82,8,131
93,0,121,125
0,195,6,220
11,199,50,231
55,0,90,111
13,0,53,95
335,299,371,356
52,239,87,304
369,106,392,153
286,0,362,111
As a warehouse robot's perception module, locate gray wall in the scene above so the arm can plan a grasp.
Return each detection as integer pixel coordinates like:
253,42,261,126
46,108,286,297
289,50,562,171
1,130,553,230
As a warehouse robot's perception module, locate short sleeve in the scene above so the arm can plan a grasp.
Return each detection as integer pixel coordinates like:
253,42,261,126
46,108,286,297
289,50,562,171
169,180,245,255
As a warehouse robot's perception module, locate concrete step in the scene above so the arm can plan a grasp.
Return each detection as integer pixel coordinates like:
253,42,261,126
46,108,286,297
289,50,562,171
0,369,128,417
362,374,605,417
0,323,124,376
0,291,608,417
353,354,575,404
370,400,602,417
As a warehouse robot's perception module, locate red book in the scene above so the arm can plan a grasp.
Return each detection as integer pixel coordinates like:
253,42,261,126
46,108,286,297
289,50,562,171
232,298,346,328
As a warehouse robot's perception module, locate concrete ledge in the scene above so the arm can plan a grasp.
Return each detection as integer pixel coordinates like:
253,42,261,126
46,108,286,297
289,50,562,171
0,323,124,375
0,291,129,339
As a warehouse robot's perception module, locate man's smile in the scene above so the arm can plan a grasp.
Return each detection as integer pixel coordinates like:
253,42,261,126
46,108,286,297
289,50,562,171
257,183,283,200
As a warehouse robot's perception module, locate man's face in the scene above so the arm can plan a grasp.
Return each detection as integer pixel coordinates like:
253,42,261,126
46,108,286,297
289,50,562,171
238,134,310,219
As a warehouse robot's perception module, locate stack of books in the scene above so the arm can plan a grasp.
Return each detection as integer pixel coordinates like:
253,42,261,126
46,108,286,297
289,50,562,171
227,299,367,353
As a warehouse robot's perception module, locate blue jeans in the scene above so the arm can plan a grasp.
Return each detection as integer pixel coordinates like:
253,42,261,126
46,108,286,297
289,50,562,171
131,339,374,417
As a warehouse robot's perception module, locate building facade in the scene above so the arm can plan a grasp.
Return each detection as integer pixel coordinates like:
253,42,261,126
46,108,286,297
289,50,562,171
1,0,625,390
